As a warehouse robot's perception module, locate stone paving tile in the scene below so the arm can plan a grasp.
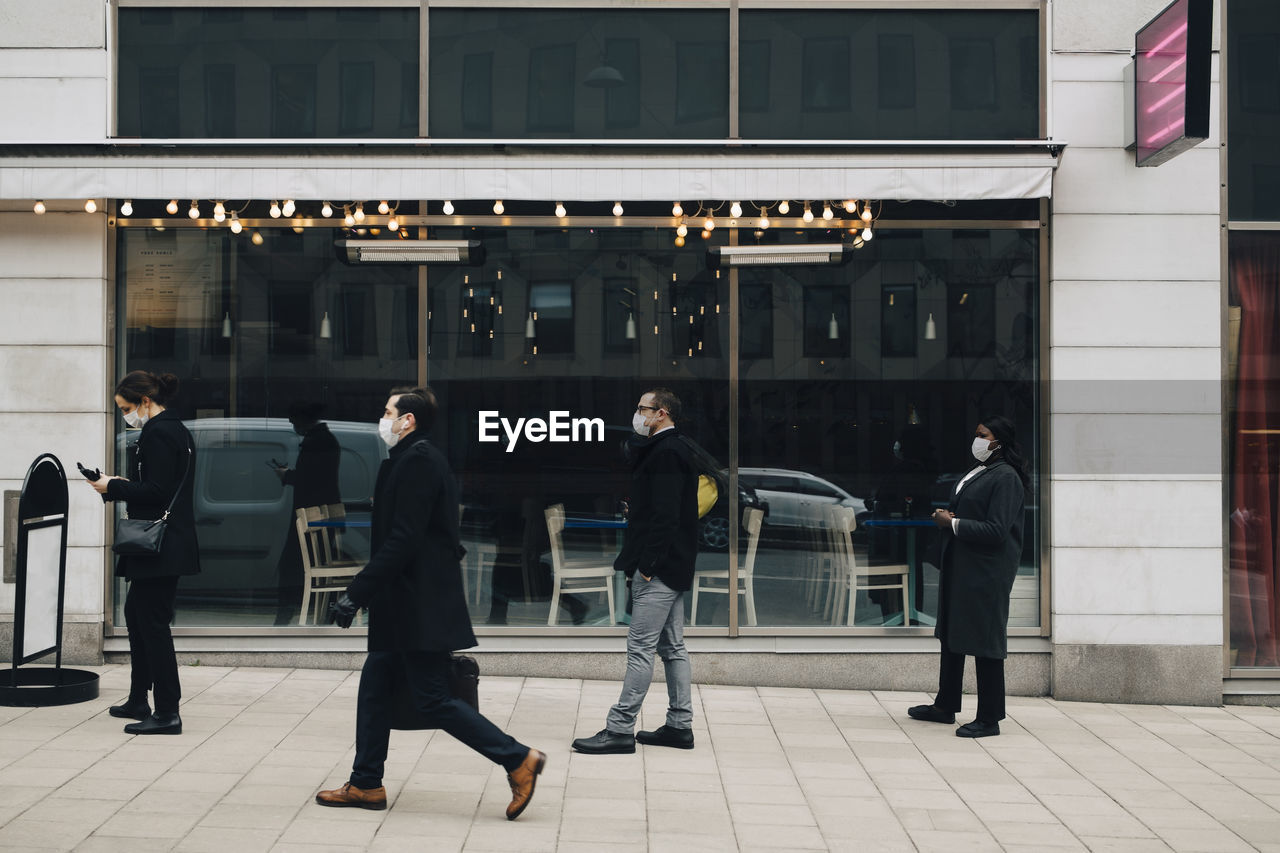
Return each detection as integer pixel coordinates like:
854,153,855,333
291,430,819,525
7,669,1280,851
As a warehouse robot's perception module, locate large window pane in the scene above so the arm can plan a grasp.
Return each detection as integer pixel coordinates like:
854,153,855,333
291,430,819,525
115,221,418,628
428,227,732,627
738,229,1040,627
738,10,1039,140
1228,232,1280,665
1229,1,1280,219
117,8,419,138
430,9,729,139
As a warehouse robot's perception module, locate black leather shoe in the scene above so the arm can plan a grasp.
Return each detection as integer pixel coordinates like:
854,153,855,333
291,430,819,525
956,720,1000,738
636,725,694,749
907,704,956,724
571,729,635,754
108,698,151,721
124,712,182,735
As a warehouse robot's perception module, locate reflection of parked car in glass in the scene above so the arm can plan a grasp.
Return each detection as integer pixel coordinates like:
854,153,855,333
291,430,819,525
737,468,866,529
124,418,386,603
696,476,768,551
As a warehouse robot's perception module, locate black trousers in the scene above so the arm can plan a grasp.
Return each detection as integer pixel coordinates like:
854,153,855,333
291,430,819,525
351,650,528,790
123,576,182,714
933,638,1005,723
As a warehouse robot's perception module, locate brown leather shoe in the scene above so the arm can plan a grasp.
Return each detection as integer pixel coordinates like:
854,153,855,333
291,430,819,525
315,782,387,810
505,748,546,820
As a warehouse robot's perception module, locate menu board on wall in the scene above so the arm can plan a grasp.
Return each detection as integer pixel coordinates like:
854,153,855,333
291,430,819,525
124,231,222,329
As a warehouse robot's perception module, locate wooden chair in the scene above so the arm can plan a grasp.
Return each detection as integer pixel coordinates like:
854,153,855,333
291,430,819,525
826,505,911,626
544,504,616,625
296,505,363,625
690,507,763,626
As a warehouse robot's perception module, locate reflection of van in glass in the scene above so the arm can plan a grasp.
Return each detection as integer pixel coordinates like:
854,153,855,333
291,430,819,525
125,419,386,603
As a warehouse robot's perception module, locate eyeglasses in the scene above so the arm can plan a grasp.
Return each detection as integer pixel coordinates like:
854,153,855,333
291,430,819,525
636,405,660,413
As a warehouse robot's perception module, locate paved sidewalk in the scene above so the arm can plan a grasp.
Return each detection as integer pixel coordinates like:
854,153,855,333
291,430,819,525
1,665,1279,852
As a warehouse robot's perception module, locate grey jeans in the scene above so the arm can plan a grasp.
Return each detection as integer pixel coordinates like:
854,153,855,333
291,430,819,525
605,574,693,734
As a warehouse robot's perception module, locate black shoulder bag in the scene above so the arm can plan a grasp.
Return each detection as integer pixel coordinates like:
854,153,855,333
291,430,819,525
112,444,192,557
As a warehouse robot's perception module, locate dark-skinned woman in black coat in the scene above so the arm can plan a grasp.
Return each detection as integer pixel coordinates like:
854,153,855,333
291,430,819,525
908,414,1029,738
88,370,199,735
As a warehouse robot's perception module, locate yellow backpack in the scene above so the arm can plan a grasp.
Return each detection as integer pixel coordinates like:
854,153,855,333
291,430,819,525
697,474,718,519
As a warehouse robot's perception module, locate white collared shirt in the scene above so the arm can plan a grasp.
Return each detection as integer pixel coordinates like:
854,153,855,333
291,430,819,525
950,465,989,534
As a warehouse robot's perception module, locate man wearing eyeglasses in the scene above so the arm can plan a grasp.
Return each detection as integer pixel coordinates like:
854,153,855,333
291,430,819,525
572,388,700,753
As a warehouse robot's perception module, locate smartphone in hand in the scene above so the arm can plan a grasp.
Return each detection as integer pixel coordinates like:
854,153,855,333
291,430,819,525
76,462,101,481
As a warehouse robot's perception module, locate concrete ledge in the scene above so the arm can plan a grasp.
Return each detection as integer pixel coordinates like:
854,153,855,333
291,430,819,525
1053,643,1222,705
103,649,1052,696
0,621,102,666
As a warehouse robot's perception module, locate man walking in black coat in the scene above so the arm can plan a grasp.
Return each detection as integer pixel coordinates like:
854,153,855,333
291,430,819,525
572,388,700,754
316,386,546,819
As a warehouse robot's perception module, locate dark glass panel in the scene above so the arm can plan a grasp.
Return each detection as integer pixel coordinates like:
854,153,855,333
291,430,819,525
1229,1,1280,218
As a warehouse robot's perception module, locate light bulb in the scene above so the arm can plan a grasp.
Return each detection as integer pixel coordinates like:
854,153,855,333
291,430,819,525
33,200,46,215
676,223,688,237
442,200,454,215
672,201,683,217
701,230,711,240
269,200,281,218
229,213,242,233
354,203,365,222
924,312,937,341
321,201,333,218
292,225,304,234
862,227,873,241
377,200,389,215
704,216,716,231
674,235,686,247
555,202,566,218
759,215,770,229
213,201,226,222
861,206,873,223
844,200,856,213
187,200,199,219
822,204,834,220
343,207,355,227
778,200,790,215
387,216,399,231
320,312,332,339
119,199,133,217
613,201,624,217
802,204,814,223
493,199,504,215
730,201,742,218
250,231,264,246
166,199,178,215
282,199,296,217
84,199,97,213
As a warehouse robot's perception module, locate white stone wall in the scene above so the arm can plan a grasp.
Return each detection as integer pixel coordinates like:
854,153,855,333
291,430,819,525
1049,1,1224,658
0,0,107,142
0,210,111,627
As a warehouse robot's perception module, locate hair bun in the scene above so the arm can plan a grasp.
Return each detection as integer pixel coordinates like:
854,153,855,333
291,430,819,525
156,372,180,400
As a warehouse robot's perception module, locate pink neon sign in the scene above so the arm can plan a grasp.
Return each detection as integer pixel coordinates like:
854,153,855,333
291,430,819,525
1135,0,1211,167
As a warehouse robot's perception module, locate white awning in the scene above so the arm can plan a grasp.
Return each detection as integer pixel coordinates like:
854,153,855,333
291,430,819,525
0,145,1059,202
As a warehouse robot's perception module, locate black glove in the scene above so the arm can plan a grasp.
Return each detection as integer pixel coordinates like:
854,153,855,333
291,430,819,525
329,593,358,629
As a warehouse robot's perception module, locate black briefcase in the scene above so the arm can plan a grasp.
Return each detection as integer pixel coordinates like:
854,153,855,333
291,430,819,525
390,654,481,730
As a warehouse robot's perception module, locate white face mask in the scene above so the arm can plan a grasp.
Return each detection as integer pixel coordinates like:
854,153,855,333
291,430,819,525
123,403,149,429
971,437,995,463
378,416,404,448
631,411,651,437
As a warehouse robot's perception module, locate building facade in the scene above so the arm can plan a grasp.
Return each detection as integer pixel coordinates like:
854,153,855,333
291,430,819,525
0,0,1258,706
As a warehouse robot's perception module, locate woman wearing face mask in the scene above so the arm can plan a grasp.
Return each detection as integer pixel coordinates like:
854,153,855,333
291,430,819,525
908,414,1029,738
88,370,199,735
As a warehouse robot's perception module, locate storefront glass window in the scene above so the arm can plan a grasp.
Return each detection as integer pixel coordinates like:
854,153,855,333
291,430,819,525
738,10,1039,140
1228,0,1280,220
116,8,420,138
115,215,418,628
429,9,729,139
1228,232,1280,665
115,214,1040,633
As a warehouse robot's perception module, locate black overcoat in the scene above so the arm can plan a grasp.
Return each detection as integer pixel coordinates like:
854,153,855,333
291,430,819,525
106,409,201,580
282,422,342,510
934,460,1024,660
344,430,477,652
